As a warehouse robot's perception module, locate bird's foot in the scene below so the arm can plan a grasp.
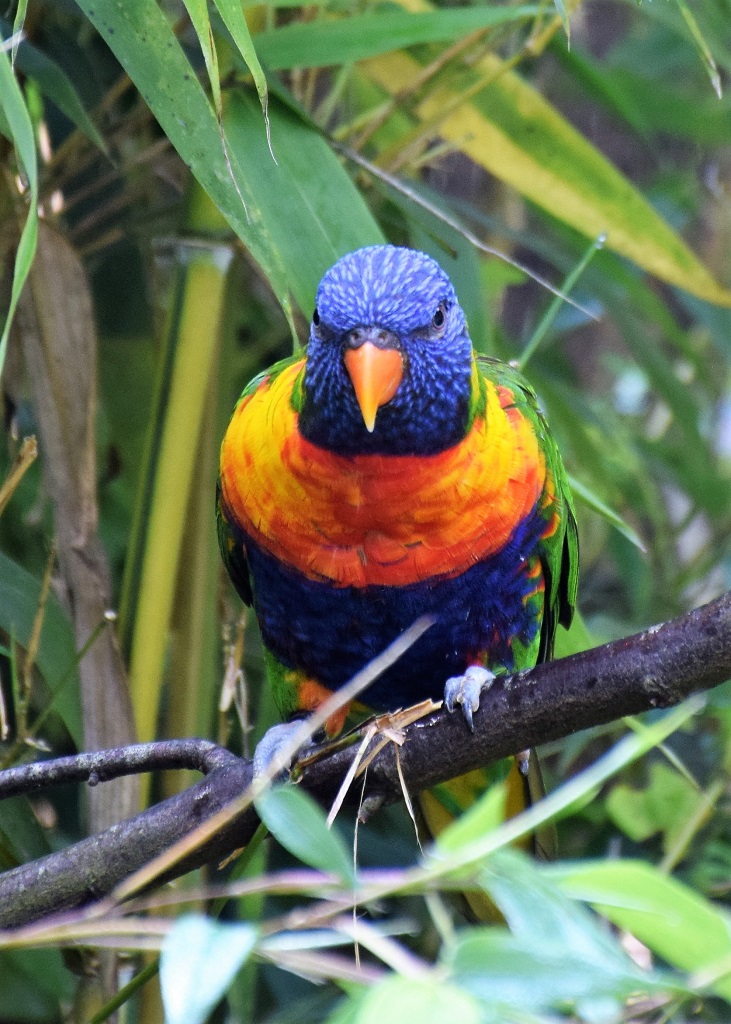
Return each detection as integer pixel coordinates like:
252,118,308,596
444,665,496,732
516,748,531,777
253,721,310,783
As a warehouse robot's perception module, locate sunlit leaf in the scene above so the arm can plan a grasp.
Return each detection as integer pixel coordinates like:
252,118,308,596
357,977,481,1024
363,0,731,307
161,916,258,1024
256,785,355,882
548,860,731,1001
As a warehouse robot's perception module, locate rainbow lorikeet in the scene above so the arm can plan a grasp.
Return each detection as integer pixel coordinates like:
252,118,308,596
217,245,578,845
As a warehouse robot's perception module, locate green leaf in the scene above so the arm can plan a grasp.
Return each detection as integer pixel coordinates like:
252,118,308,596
224,90,383,315
364,41,731,306
0,552,82,746
480,850,635,972
0,796,54,869
553,0,570,43
672,0,721,97
256,785,355,882
255,6,541,71
160,916,258,1024
182,0,222,116
433,782,506,854
518,233,604,369
0,19,106,152
606,761,705,852
553,607,594,659
214,0,271,138
567,474,646,553
0,950,74,1022
10,0,27,63
357,977,481,1024
75,0,295,327
446,928,664,1015
547,860,731,1001
0,37,38,380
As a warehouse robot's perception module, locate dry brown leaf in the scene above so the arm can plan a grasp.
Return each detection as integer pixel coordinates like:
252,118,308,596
17,221,138,833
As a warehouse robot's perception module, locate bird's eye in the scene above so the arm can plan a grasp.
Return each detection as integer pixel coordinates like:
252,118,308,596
312,308,321,327
431,303,447,332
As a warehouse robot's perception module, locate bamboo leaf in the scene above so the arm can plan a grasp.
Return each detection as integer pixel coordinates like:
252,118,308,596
214,0,272,146
255,6,541,70
0,18,106,152
224,91,383,315
256,786,355,882
357,978,481,1024
182,0,222,116
161,916,258,1024
552,0,570,44
75,0,295,327
10,0,27,63
0,552,82,746
568,475,646,553
0,37,38,380
362,28,731,306
518,233,604,369
673,0,722,98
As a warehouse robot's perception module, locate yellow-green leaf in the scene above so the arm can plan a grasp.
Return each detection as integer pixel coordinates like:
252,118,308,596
363,14,731,307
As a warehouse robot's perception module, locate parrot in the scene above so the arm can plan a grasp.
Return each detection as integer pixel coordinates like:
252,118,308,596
217,244,578,862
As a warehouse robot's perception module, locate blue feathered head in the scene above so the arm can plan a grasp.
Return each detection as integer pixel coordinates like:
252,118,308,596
300,246,474,456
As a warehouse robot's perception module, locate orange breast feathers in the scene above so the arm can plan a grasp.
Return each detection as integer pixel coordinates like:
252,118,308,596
219,361,547,588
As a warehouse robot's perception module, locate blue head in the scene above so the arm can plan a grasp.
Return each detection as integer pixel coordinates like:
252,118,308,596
299,246,474,456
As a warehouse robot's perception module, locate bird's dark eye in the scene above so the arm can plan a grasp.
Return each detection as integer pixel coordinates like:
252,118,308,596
312,308,321,327
432,304,447,332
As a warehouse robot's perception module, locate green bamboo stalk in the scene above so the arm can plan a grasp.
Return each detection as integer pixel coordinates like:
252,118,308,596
122,183,233,749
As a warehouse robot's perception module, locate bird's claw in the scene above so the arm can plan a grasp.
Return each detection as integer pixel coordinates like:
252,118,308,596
253,721,307,783
444,665,496,732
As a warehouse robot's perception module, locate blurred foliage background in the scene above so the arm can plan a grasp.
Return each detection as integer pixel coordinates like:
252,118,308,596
2,0,731,1020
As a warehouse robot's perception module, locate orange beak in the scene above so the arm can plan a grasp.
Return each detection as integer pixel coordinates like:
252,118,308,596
344,342,404,432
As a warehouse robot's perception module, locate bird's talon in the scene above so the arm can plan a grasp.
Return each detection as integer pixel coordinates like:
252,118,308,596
253,721,308,783
444,666,496,730
517,749,531,777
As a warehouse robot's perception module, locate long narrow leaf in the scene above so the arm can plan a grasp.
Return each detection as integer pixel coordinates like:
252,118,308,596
0,19,106,152
215,0,272,149
75,0,296,328
255,6,541,70
182,0,222,116
361,0,731,307
0,39,38,380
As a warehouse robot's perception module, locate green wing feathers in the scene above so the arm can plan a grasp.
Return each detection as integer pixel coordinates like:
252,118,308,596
478,356,579,662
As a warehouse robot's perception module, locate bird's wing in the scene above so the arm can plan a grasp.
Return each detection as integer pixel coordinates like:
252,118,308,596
477,355,579,662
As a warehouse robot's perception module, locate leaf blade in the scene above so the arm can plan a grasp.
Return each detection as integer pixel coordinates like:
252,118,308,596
362,40,731,306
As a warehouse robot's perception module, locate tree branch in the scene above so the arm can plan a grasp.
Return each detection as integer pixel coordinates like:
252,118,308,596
1,591,730,929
